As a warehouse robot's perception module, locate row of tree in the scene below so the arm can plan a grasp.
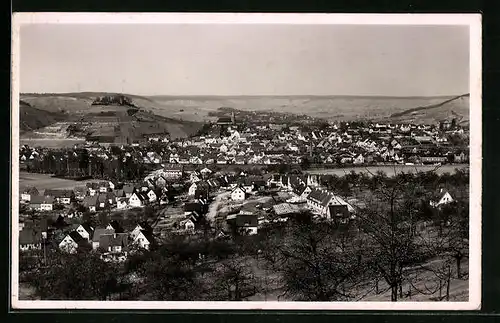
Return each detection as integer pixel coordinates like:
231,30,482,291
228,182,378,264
24,150,148,181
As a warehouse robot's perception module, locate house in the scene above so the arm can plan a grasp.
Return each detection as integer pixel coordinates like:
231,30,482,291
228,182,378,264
44,189,74,204
83,195,99,212
75,223,94,241
128,192,146,208
106,220,125,233
307,188,353,217
97,193,110,210
21,187,39,202
91,228,115,249
132,230,155,250
353,154,365,165
273,203,301,217
179,219,195,232
190,172,201,183
73,186,89,200
59,231,89,253
231,186,247,201
123,184,136,198
130,222,153,241
155,176,167,188
116,197,129,210
235,214,258,235
421,156,447,164
188,183,199,196
99,232,129,253
327,205,350,224
430,190,454,208
86,183,99,196
146,189,158,203
200,167,213,177
29,196,54,211
19,227,42,251
98,181,113,193
291,183,312,200
194,189,209,202
454,151,467,163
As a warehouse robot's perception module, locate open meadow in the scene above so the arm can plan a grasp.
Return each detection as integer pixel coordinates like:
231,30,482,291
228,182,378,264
19,171,96,193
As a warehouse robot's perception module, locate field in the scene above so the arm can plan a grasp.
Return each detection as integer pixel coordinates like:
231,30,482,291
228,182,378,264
20,138,86,148
19,172,95,193
305,164,469,177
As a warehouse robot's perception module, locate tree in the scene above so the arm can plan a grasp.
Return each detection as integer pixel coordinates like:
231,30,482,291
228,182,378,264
141,254,202,301
264,212,367,301
209,257,259,301
354,175,428,301
27,250,119,300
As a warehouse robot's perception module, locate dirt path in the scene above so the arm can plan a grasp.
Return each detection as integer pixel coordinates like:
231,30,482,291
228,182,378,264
207,191,230,222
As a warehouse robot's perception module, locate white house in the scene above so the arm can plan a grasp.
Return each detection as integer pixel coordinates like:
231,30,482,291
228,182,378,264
21,187,39,202
190,172,201,183
59,231,86,254
179,219,195,232
200,167,212,176
128,192,145,208
146,190,157,203
130,224,147,241
132,230,153,250
75,223,94,241
430,190,454,207
353,154,365,165
188,183,198,196
231,186,246,201
40,198,54,211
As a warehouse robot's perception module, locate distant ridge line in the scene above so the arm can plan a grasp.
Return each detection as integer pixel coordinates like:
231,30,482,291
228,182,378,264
21,92,469,100
389,93,470,118
148,94,468,100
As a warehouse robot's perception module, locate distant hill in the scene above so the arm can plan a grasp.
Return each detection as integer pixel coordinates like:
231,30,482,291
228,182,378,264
147,94,470,124
18,93,202,142
19,100,67,134
19,92,470,129
386,93,470,125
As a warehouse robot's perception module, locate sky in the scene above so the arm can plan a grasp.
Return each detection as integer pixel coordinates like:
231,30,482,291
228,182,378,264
19,24,470,97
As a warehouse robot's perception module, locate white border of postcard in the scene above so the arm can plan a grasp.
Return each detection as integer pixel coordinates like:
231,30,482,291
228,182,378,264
11,12,482,310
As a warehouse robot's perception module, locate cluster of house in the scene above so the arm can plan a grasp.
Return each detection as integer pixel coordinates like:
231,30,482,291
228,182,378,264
19,217,155,262
20,179,169,214
19,120,468,174
58,220,154,261
220,171,457,236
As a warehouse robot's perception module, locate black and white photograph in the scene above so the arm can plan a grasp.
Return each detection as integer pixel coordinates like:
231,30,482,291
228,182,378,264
11,13,481,310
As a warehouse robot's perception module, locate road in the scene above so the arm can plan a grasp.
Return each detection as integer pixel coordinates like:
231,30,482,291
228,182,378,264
207,191,231,222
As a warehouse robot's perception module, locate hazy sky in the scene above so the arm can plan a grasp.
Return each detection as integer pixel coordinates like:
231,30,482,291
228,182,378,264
19,24,470,96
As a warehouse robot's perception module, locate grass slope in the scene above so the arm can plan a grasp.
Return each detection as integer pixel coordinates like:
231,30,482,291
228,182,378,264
387,93,470,124
19,100,67,133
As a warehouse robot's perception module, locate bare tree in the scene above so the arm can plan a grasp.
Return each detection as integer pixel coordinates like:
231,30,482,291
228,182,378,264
265,213,368,301
353,173,429,301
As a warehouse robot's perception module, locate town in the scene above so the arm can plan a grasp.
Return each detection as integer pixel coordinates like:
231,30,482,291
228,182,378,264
18,113,470,301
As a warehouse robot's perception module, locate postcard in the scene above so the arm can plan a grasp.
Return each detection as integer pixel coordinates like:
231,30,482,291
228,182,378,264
11,12,481,310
